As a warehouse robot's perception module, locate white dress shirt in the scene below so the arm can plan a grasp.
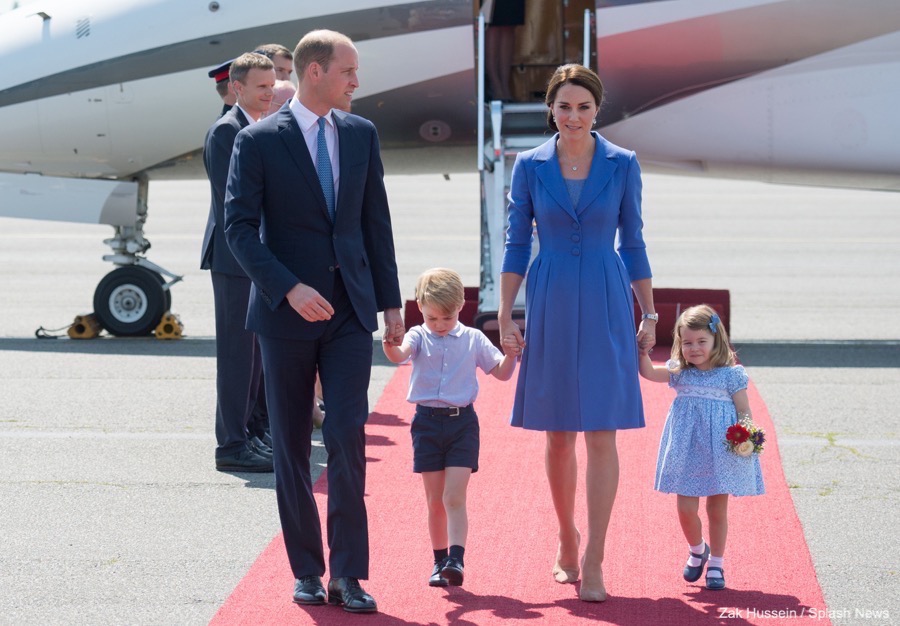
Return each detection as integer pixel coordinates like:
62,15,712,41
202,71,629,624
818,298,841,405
235,104,262,124
288,97,340,201
402,322,504,408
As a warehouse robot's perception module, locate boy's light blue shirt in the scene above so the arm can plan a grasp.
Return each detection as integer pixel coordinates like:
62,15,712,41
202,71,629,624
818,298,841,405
402,322,503,408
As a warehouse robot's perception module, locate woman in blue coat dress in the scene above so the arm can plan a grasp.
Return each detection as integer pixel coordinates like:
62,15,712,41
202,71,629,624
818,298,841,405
498,64,657,602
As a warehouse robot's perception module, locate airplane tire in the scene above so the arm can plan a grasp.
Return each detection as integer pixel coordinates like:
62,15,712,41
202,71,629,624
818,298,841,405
150,270,173,312
93,266,167,337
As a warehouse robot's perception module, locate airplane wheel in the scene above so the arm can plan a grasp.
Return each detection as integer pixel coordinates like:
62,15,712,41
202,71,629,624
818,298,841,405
150,270,173,312
93,266,167,336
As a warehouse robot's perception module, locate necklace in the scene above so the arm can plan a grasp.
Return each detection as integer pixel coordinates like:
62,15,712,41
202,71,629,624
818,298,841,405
558,141,593,173
563,159,586,172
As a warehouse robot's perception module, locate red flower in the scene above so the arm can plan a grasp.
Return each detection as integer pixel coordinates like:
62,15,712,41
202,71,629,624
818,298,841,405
726,424,750,444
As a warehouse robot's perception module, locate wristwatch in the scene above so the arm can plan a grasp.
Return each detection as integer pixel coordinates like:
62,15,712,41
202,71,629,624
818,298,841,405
641,313,659,322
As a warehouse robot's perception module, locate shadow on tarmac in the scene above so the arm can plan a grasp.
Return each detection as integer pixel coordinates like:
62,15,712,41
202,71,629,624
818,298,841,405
0,337,401,361
216,471,276,490
5,337,897,371
0,336,217,357
735,341,900,368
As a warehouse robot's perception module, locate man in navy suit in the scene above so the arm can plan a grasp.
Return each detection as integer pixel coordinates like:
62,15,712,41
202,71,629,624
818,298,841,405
225,30,404,613
201,52,276,473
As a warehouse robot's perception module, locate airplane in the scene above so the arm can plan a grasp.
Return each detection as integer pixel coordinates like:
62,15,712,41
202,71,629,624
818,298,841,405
0,0,897,336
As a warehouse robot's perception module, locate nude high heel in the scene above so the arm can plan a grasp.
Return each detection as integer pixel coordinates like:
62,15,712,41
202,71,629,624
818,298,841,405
552,529,580,584
578,555,607,602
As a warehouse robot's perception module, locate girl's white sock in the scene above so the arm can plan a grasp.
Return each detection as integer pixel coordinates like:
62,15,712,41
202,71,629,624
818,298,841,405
686,541,706,567
707,555,724,578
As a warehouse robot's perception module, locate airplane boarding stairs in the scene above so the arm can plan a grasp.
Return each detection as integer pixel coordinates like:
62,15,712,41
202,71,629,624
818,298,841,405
474,101,546,343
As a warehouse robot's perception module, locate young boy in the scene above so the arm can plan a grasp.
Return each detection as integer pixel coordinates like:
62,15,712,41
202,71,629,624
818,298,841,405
382,268,518,587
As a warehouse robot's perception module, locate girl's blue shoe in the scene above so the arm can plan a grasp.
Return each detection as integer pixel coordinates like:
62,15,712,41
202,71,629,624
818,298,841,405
705,566,726,590
682,544,710,582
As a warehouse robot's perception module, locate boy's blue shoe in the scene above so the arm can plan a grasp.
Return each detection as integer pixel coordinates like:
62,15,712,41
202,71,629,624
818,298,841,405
429,559,449,587
705,566,726,590
683,543,710,582
440,556,464,586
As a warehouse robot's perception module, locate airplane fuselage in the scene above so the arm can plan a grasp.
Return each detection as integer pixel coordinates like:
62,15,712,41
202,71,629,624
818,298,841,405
0,0,477,180
1,0,899,189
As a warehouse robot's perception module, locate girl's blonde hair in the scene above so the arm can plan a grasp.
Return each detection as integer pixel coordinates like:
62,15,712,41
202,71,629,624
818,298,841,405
669,304,736,370
415,268,465,314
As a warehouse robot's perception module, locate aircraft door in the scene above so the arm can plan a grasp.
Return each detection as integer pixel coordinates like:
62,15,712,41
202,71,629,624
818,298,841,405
510,0,595,102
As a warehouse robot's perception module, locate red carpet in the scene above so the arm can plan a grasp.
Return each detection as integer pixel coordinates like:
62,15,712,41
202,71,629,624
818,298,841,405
211,361,830,625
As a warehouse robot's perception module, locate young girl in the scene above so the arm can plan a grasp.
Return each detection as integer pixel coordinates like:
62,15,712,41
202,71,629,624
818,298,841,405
639,304,764,590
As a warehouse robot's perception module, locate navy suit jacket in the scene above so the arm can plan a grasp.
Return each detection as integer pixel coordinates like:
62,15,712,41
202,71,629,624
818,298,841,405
224,105,402,340
201,106,249,277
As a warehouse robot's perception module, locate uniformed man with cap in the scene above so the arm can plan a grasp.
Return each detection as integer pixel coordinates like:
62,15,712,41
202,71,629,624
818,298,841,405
208,58,235,117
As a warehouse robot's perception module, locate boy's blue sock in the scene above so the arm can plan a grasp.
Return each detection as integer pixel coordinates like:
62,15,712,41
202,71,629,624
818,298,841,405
449,545,465,566
434,548,449,564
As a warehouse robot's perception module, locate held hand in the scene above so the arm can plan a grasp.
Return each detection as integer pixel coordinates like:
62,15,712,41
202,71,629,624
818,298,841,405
383,308,405,345
286,283,335,322
501,337,521,357
498,316,525,357
636,319,657,354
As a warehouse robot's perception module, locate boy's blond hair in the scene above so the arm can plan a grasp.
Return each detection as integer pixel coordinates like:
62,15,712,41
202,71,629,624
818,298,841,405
670,304,736,370
415,268,465,315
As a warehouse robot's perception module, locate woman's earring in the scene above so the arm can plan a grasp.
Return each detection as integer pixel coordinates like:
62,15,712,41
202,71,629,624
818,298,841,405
593,118,597,125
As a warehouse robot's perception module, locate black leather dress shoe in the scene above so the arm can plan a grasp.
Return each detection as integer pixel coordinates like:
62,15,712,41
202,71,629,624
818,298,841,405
327,577,377,613
249,436,273,458
440,556,464,586
293,575,326,605
215,448,273,473
429,559,449,587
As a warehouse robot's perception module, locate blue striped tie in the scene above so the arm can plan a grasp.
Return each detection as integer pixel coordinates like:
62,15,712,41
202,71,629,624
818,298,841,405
316,117,335,222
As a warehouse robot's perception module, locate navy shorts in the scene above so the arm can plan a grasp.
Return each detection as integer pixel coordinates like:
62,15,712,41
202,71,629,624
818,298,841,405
411,404,480,473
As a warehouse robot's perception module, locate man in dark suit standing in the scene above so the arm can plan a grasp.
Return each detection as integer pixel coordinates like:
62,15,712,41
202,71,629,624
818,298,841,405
225,30,404,613
201,52,276,473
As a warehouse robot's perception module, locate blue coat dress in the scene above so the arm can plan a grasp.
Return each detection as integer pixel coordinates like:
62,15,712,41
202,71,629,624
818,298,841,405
501,132,651,431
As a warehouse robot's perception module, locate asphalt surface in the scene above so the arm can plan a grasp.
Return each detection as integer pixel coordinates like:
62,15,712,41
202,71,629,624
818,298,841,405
0,173,897,625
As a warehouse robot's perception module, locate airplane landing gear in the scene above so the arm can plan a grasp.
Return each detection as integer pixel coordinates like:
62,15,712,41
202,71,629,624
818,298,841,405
90,174,182,337
93,265,171,336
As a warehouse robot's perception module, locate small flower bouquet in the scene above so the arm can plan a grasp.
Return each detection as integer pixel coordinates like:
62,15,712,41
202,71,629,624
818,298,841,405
725,415,765,457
